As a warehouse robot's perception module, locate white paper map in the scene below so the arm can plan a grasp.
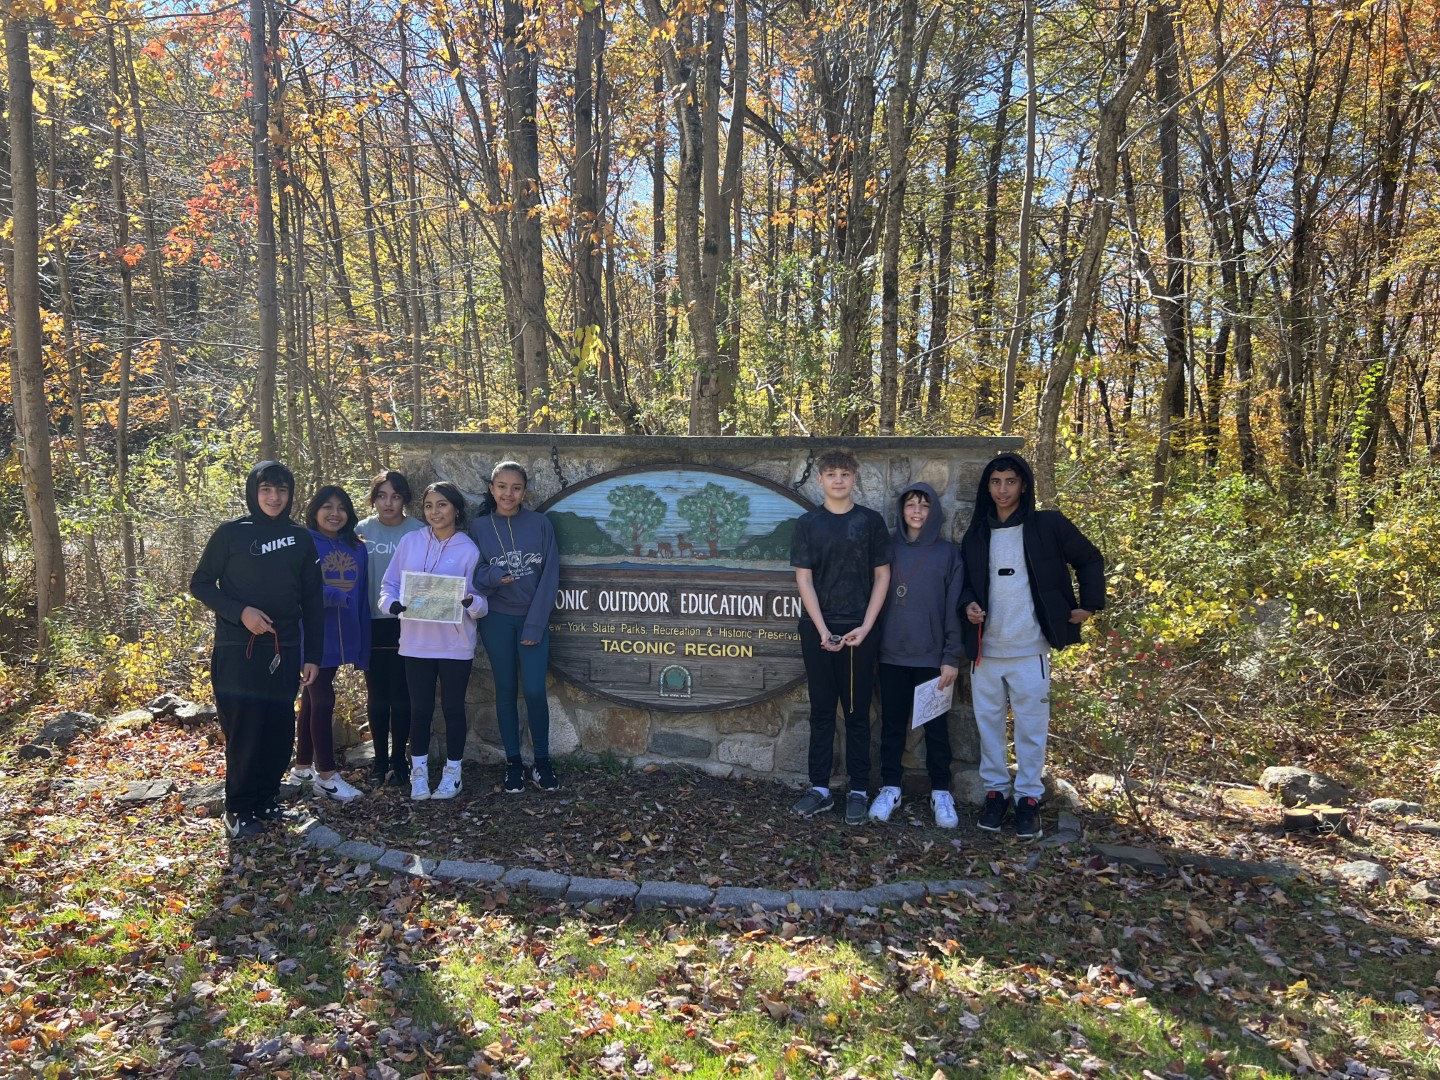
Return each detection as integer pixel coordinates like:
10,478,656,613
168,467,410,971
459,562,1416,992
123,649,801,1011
911,676,954,728
400,571,466,624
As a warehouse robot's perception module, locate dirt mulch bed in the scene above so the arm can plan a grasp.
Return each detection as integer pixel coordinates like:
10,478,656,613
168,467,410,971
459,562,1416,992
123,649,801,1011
307,760,1006,890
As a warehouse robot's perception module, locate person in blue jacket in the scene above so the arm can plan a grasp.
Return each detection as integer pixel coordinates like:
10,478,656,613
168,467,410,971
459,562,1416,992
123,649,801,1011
288,485,371,802
468,461,562,793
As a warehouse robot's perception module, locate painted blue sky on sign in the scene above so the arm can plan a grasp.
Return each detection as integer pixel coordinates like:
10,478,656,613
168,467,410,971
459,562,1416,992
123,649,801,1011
547,468,806,541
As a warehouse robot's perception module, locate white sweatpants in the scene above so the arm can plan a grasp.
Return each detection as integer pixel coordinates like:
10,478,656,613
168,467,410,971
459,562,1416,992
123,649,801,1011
971,653,1050,801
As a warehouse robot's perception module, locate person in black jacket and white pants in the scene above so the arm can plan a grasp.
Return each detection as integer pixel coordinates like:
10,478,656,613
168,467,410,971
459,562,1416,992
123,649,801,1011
958,453,1105,840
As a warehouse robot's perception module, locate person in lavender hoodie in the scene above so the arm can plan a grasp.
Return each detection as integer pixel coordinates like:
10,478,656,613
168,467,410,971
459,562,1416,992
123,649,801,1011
289,486,371,802
468,461,562,793
379,481,487,801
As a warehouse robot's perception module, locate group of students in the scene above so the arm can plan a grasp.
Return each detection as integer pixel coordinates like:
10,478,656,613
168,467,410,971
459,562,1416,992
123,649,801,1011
190,460,560,839
191,447,1102,843
789,448,1105,840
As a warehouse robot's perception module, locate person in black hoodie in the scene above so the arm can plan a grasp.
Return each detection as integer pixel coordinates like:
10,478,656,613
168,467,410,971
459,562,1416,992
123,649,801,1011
958,453,1104,841
191,461,323,838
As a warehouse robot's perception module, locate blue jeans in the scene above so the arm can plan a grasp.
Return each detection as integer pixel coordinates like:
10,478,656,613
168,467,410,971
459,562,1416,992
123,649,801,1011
479,611,551,760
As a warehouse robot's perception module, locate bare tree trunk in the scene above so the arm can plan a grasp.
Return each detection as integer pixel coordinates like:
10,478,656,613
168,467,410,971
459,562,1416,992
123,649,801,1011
107,25,139,637
399,6,428,429
250,0,279,457
878,0,921,434
926,86,961,418
1000,0,1038,434
1034,5,1160,505
4,15,67,643
650,70,668,396
503,0,552,431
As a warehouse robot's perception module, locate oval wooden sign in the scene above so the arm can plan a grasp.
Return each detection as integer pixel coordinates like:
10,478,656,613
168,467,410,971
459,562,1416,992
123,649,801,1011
537,464,813,712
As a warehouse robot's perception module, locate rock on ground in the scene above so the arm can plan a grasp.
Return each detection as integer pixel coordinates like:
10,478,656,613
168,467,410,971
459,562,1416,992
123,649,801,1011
1333,860,1389,891
1258,765,1350,808
1366,798,1425,818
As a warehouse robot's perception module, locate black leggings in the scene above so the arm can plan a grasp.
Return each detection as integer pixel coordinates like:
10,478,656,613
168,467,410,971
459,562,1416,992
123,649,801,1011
365,619,409,769
405,656,470,762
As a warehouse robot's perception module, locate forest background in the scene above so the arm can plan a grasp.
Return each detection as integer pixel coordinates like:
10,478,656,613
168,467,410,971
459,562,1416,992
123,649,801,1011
2,0,1440,799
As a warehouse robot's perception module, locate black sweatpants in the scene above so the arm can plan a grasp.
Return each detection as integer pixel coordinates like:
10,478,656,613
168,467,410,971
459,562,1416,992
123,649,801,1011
799,620,878,791
405,656,470,762
877,662,953,790
213,635,302,817
365,619,410,771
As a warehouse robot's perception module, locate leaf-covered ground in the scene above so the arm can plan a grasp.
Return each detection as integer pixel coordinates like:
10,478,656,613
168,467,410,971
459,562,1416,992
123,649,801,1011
1,707,1437,1078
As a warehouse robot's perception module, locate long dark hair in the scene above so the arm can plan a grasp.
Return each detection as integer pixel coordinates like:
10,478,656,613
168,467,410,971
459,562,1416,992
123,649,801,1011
305,485,362,548
422,481,468,529
476,460,528,517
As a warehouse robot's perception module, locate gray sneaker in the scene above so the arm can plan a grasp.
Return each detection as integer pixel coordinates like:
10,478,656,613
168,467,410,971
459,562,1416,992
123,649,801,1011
845,791,868,826
791,788,835,817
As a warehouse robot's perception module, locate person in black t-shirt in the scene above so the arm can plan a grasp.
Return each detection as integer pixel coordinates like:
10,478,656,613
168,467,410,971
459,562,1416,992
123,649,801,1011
789,448,892,826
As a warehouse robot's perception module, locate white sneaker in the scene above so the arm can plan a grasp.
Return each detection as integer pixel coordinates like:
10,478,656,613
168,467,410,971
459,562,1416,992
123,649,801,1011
431,762,462,800
410,770,431,801
868,785,902,822
315,773,361,802
286,765,315,785
931,789,959,829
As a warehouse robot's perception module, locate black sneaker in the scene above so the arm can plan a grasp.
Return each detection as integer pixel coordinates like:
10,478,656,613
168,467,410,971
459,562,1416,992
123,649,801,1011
504,760,526,794
977,791,1010,833
254,804,296,824
370,759,389,782
1013,797,1043,840
532,759,559,792
223,811,264,839
386,764,409,788
844,791,867,826
791,788,835,817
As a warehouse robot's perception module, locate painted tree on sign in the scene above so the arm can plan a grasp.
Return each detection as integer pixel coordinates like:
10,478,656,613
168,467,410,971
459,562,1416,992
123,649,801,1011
605,485,666,556
677,483,750,557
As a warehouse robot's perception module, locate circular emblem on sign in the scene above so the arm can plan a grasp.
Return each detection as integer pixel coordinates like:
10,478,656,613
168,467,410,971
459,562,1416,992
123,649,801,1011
658,664,692,699
538,464,813,711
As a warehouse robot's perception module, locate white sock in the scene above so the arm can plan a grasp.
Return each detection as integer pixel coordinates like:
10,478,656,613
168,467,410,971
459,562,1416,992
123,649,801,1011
850,790,867,798
445,758,463,773
812,786,830,797
412,754,428,773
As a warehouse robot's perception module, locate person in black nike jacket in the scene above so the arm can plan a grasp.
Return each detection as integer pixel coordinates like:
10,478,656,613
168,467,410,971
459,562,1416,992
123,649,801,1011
191,461,323,838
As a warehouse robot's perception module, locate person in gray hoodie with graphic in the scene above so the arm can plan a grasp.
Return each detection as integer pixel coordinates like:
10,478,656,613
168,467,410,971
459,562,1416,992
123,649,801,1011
869,482,965,828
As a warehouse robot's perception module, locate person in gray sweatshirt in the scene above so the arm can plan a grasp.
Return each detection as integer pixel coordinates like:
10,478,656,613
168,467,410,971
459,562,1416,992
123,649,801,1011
869,482,964,828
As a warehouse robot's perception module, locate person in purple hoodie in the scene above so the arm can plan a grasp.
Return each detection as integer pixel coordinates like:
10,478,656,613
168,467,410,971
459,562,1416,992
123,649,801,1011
288,486,371,802
379,481,487,801
468,461,562,794
869,482,964,828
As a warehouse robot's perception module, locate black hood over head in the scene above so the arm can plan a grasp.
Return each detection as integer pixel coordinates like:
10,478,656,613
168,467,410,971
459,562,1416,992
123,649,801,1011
894,482,945,546
968,453,1036,531
245,460,296,520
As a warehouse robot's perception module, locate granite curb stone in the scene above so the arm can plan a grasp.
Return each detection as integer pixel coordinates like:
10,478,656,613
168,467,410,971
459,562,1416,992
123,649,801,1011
712,887,792,912
378,850,436,877
501,868,571,897
924,879,990,899
636,882,715,910
300,823,344,851
435,859,506,883
334,840,386,863
788,889,866,913
859,881,927,908
566,877,641,904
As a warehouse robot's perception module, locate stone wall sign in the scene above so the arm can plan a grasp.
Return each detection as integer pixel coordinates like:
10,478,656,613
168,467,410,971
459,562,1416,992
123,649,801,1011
537,464,813,711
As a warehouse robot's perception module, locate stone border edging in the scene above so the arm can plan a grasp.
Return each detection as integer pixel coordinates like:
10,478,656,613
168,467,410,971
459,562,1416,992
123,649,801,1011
292,816,995,912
